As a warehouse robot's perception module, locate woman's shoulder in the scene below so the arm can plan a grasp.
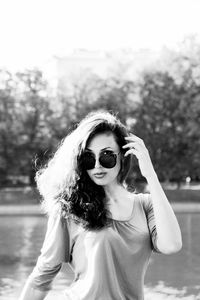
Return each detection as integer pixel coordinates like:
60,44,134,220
127,191,150,201
129,192,151,211
133,192,150,200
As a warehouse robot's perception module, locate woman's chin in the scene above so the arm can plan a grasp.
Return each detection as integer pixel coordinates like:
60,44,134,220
93,177,108,185
92,176,117,187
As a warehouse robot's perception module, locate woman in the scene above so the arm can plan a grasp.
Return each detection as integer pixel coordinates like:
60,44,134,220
19,110,182,300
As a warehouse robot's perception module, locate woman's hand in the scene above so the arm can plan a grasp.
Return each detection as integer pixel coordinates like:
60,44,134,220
122,134,155,179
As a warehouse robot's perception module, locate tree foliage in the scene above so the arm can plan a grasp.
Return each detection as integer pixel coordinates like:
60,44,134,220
133,70,200,183
0,37,200,186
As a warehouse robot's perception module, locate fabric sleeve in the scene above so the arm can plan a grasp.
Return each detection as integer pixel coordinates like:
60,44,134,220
28,210,71,291
141,193,161,253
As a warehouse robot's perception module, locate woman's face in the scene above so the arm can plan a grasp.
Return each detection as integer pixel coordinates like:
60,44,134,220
84,132,121,186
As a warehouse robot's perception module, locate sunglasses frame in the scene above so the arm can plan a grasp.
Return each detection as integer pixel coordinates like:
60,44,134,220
81,150,121,170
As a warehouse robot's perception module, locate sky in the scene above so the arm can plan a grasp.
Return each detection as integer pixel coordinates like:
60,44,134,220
0,0,200,71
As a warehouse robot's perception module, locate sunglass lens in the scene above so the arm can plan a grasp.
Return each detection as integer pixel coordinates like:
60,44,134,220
99,152,117,168
81,153,95,170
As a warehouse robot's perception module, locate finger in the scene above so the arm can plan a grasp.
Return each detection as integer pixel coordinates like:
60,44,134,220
126,134,142,140
123,142,145,151
123,141,142,148
125,135,144,145
124,148,140,158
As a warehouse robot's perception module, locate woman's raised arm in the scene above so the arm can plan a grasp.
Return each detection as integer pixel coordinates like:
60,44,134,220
123,134,182,254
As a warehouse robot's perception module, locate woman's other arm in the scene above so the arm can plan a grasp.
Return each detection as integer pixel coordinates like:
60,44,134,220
18,278,48,300
18,208,70,300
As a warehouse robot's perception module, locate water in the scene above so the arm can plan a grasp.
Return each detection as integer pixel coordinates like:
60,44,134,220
0,214,200,300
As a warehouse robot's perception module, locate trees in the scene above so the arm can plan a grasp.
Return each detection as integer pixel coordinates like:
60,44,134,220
89,77,137,124
132,68,200,184
0,69,53,186
1,38,200,186
0,70,17,185
14,69,54,184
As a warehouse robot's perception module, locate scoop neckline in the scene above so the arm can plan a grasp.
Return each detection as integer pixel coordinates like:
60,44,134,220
109,196,136,223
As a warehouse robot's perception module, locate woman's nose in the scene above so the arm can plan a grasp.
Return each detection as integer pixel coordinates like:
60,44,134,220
94,156,101,168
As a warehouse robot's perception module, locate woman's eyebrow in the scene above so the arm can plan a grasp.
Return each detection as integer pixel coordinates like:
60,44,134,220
101,147,112,151
85,147,112,152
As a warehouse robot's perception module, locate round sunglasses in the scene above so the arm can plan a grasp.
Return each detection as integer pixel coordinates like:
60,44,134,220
81,150,120,170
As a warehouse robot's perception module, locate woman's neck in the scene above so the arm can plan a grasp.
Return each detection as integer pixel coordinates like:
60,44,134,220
104,183,126,205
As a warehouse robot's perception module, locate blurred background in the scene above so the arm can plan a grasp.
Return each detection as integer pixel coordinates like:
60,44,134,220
0,0,200,299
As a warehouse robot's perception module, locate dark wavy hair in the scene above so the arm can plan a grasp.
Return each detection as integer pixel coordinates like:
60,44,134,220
36,110,133,230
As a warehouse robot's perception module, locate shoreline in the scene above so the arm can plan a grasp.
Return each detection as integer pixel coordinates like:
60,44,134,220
0,203,200,215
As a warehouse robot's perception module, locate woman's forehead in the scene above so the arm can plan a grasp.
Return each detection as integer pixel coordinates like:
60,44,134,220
87,133,118,151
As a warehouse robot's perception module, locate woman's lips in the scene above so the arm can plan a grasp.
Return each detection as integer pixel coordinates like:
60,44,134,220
93,172,107,178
